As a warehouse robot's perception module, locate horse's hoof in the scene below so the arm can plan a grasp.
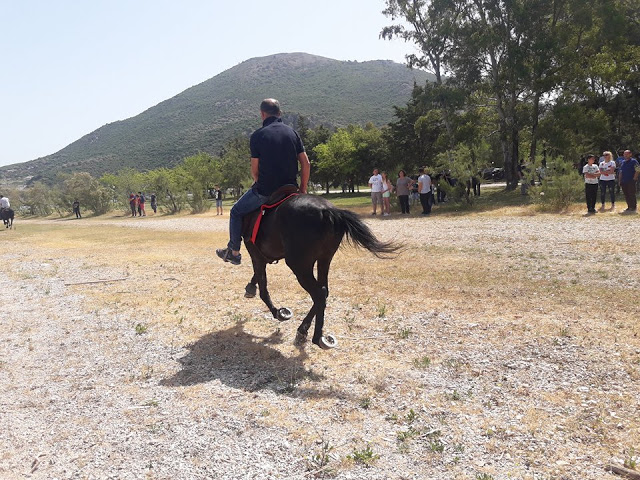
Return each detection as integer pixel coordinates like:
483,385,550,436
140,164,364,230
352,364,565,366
277,308,292,321
244,284,257,298
294,332,308,346
318,335,338,350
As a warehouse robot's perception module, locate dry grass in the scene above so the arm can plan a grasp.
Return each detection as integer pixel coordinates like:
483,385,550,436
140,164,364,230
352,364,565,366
1,208,639,479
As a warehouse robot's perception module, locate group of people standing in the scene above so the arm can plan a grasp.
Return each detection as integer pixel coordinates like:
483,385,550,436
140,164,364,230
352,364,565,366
582,149,639,213
128,192,157,217
368,167,434,216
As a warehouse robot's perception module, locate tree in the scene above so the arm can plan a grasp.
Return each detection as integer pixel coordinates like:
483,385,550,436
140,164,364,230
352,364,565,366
218,137,252,198
175,153,217,213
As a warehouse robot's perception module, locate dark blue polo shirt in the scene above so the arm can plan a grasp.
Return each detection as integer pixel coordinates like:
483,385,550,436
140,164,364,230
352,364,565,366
250,116,305,196
619,158,640,184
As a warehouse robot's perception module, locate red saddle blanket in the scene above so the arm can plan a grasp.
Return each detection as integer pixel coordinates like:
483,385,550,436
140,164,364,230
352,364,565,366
249,188,299,244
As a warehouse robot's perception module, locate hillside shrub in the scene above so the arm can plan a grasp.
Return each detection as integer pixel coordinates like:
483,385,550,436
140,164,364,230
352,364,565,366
530,158,583,212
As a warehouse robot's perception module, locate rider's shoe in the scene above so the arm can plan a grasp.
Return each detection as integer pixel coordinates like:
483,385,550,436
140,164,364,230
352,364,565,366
216,247,241,265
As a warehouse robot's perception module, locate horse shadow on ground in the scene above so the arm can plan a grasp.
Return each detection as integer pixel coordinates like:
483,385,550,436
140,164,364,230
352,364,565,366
161,320,348,400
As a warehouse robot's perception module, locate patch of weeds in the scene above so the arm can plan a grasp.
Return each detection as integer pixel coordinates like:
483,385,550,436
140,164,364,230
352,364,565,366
453,443,465,453
405,409,418,424
397,427,420,442
344,314,355,331
446,390,463,401
348,445,380,466
558,326,570,337
359,396,372,409
624,447,637,470
146,422,163,434
135,323,148,335
428,437,444,453
385,413,399,424
376,302,387,318
308,439,335,472
397,327,412,339
260,409,270,417
476,474,494,480
143,399,158,407
412,355,431,369
443,358,465,371
356,374,367,384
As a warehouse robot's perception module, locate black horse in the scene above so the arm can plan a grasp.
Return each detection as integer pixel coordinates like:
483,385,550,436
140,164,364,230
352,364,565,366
1,208,13,229
241,190,398,350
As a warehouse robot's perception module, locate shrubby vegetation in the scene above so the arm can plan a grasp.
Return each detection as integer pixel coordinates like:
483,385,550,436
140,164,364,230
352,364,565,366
9,138,253,217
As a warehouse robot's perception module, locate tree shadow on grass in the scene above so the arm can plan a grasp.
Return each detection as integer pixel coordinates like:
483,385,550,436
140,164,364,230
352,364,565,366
161,320,346,399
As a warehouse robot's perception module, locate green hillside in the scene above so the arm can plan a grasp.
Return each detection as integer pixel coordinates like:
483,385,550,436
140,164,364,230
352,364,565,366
1,53,432,185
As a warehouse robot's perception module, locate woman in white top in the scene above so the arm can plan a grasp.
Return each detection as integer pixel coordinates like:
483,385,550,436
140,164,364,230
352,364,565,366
582,154,601,214
598,151,616,209
380,171,393,216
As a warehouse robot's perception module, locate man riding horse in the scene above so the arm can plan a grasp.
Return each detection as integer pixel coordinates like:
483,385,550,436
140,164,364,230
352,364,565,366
0,193,9,214
216,98,310,265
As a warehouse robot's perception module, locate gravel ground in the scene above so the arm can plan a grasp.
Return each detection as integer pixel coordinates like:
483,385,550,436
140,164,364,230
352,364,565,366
1,211,639,480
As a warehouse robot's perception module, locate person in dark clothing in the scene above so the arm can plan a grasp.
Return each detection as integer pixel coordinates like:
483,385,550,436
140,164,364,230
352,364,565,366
619,150,640,212
72,199,81,218
150,193,157,214
216,98,311,265
213,186,223,215
129,193,136,216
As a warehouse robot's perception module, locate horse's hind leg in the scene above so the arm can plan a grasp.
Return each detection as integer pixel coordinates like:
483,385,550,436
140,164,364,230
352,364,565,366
289,261,328,347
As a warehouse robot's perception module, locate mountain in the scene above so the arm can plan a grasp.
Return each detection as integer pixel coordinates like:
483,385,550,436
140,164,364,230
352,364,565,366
1,53,433,185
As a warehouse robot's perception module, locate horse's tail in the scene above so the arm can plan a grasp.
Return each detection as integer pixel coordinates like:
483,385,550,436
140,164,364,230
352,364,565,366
328,208,401,258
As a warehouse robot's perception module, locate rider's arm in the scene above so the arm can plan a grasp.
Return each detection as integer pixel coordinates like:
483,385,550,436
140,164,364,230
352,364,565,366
251,158,259,184
298,152,310,194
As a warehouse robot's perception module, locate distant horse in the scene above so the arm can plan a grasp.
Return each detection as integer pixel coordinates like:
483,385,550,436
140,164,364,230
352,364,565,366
1,208,13,229
241,189,399,349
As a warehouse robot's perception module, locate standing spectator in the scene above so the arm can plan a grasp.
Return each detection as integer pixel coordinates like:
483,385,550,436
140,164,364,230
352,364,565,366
137,192,146,217
410,176,420,206
381,172,393,216
619,149,640,212
598,151,616,210
214,185,223,215
583,154,600,214
72,199,81,218
150,193,157,214
129,193,137,217
135,194,141,216
418,167,432,215
368,168,383,215
395,170,413,214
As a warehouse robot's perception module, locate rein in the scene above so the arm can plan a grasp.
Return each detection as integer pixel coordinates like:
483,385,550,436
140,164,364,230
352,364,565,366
250,193,299,244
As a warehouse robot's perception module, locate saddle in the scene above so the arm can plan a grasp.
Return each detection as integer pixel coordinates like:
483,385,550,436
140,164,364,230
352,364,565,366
247,185,300,244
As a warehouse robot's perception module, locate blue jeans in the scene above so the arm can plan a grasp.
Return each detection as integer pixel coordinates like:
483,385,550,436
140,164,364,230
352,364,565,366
228,187,267,251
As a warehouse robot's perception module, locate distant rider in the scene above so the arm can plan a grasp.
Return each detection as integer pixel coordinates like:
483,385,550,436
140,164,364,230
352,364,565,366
0,193,9,214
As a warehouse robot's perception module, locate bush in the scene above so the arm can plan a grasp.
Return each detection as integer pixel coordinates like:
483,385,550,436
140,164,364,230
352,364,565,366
530,158,583,212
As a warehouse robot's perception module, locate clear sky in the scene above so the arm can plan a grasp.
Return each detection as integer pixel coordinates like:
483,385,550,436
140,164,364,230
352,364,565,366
0,0,416,167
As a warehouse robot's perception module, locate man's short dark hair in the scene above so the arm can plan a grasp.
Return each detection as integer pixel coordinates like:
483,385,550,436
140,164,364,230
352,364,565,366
260,98,281,117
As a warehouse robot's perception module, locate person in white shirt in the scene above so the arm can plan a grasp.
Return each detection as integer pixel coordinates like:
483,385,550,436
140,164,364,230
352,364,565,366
368,168,383,215
582,154,601,214
417,167,432,215
598,151,616,210
0,194,9,212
